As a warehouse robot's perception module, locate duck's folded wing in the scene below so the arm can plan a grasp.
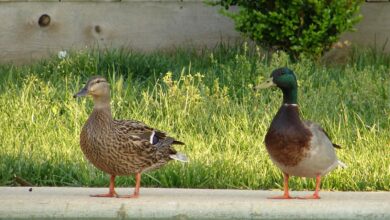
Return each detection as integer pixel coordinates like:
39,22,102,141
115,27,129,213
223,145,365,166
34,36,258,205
114,119,185,145
303,120,341,149
118,134,187,165
114,135,168,166
113,120,187,164
113,119,161,135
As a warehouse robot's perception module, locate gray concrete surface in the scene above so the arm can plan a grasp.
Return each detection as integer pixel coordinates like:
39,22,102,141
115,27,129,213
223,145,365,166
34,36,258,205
0,187,389,219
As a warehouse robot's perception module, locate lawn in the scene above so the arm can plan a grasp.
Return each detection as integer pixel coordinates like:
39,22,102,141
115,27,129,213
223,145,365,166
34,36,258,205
0,44,389,191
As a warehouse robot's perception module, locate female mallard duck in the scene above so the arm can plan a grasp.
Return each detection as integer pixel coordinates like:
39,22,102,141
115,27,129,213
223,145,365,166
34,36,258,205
254,67,346,199
74,76,188,198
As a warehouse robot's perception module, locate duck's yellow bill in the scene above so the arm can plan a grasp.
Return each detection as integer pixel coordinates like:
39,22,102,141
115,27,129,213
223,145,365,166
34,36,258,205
254,77,276,90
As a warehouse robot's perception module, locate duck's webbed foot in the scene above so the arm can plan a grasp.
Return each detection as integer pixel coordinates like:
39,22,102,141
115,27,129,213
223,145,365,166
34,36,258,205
268,194,295,199
118,173,141,199
297,175,322,200
268,173,296,199
297,194,320,199
90,174,118,198
90,192,118,198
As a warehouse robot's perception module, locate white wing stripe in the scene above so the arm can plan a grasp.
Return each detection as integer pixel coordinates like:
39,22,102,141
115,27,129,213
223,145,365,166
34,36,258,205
150,131,156,144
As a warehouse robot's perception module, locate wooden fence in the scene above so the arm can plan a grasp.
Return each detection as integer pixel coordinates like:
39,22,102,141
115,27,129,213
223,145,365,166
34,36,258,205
0,0,240,64
0,1,389,64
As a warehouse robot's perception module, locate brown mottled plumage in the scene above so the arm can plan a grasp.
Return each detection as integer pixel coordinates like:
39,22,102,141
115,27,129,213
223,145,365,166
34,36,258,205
74,76,187,198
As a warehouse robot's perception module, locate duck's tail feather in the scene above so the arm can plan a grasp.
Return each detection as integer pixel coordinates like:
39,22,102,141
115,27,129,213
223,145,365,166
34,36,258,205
170,152,189,163
332,143,341,149
149,131,185,146
338,160,347,168
154,137,174,148
172,140,185,145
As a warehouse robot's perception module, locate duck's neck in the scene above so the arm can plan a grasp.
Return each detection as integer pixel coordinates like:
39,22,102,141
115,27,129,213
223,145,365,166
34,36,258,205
93,95,110,108
281,87,298,105
91,95,112,121
272,86,301,128
271,102,302,131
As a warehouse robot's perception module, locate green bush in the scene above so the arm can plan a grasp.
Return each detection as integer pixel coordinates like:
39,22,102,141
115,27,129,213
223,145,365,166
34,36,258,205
210,0,363,58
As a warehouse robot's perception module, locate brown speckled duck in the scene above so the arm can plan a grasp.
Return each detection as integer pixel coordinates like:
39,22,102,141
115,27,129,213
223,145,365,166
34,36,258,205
254,67,346,199
74,76,188,198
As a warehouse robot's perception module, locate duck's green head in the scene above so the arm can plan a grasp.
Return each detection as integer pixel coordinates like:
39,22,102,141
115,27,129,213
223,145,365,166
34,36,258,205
73,76,110,99
254,67,298,104
255,67,297,90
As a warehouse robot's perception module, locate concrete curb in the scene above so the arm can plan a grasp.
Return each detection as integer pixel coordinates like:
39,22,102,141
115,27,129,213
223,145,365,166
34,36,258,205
0,187,389,219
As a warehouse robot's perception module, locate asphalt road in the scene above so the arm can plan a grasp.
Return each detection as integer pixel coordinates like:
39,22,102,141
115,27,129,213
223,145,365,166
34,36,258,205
0,187,389,219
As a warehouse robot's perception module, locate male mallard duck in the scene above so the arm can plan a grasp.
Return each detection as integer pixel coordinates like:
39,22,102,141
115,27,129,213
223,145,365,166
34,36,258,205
254,67,346,199
74,76,188,198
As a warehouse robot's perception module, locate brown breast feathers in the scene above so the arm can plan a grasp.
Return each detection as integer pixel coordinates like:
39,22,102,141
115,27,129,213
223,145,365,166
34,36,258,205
265,105,312,167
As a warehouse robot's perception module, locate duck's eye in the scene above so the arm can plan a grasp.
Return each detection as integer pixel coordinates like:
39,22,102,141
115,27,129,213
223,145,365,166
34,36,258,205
95,79,106,84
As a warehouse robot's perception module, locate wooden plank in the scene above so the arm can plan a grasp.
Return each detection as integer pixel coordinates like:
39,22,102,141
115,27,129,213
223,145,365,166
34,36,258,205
61,0,121,2
365,0,389,2
63,0,205,1
120,0,205,1
0,0,58,2
0,2,239,64
0,0,206,2
2,2,388,64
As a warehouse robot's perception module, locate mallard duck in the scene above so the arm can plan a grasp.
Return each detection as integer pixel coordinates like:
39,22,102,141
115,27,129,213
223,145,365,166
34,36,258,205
74,76,188,198
254,67,346,199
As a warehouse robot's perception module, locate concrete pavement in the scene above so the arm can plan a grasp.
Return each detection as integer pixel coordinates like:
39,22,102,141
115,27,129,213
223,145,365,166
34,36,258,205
0,187,389,219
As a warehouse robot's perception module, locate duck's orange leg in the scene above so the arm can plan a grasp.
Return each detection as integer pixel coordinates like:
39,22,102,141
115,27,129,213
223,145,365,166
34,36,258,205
91,175,118,197
118,173,141,199
297,174,321,199
269,173,294,199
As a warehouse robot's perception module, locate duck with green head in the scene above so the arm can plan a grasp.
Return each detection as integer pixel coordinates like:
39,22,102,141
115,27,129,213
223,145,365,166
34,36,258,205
255,67,346,199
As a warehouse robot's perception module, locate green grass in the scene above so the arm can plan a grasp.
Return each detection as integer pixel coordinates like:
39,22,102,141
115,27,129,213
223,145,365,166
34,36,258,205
0,44,389,191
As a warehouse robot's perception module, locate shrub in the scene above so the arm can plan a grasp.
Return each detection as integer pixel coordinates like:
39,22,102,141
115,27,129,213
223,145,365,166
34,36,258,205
210,0,363,59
